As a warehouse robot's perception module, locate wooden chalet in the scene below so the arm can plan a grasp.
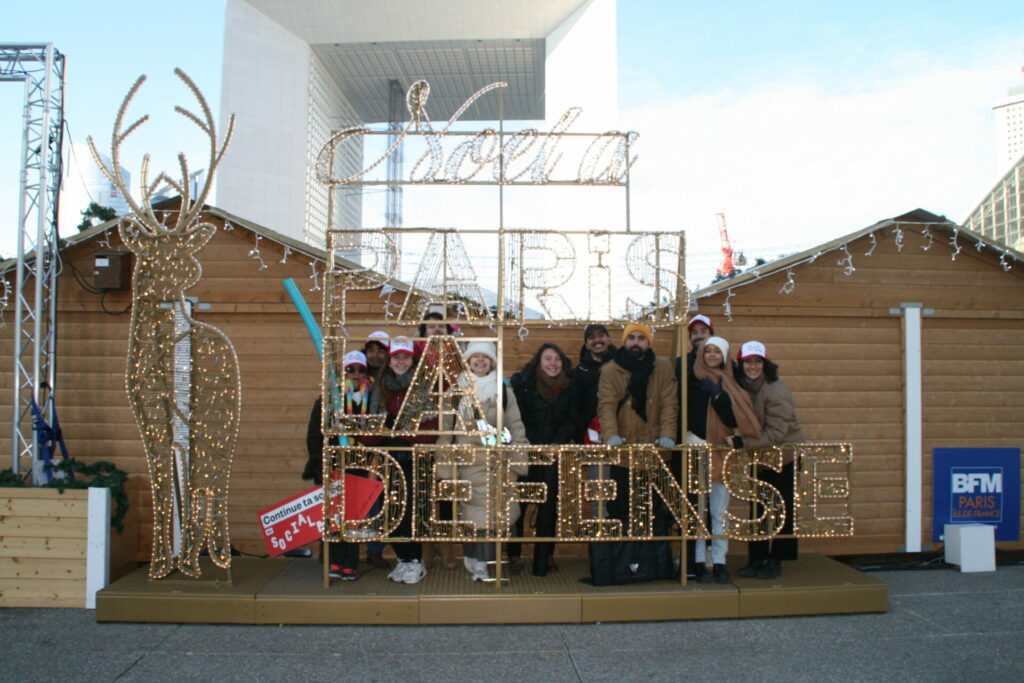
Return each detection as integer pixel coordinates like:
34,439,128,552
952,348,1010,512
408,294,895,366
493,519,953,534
0,201,424,567
693,209,1024,556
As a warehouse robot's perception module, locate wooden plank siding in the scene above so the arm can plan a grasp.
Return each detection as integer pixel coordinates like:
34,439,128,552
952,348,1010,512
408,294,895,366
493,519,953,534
4,210,1020,562
0,489,87,607
697,222,1024,554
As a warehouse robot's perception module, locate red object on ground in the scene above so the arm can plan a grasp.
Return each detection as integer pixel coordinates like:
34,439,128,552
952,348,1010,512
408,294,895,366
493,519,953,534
257,475,383,556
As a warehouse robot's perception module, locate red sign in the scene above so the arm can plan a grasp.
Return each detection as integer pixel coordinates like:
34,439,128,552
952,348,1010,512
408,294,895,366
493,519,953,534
257,475,383,556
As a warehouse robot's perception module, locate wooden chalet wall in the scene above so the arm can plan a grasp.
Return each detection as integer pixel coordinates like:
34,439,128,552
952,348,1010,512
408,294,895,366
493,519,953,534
696,222,1024,555
0,212,411,559
0,211,665,561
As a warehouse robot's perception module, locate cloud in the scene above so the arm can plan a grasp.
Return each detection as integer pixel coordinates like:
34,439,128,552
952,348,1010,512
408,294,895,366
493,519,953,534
621,60,1009,287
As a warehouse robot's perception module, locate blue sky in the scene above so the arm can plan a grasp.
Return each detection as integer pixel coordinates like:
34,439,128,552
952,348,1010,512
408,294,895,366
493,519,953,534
2,0,1023,285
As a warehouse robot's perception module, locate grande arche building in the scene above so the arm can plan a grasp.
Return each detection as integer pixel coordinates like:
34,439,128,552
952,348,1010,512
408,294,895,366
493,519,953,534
216,0,619,249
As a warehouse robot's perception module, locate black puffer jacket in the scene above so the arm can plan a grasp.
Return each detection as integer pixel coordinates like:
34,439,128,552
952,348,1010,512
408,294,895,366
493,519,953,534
681,353,738,440
509,371,576,446
570,344,616,442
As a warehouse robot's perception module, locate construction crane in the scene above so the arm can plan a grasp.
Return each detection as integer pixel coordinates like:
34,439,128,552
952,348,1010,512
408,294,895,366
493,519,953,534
715,211,746,276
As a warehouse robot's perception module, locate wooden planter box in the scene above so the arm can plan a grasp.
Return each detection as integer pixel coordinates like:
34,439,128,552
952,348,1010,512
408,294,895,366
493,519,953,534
0,487,136,608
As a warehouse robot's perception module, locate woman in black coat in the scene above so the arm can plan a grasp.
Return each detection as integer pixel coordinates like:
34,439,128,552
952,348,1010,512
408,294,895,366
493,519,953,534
508,343,577,576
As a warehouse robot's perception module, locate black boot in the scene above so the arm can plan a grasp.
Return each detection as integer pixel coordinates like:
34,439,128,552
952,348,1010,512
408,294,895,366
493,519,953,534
713,563,731,584
694,563,712,583
756,559,782,579
738,559,766,578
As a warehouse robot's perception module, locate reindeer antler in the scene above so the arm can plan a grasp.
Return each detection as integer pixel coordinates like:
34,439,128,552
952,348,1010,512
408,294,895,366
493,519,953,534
86,70,235,235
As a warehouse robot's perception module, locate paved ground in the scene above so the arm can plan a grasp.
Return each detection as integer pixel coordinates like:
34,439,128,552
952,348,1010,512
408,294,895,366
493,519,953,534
2,565,1021,682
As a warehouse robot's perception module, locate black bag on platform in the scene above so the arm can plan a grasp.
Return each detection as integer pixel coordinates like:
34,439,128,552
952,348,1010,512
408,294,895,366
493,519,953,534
588,539,675,586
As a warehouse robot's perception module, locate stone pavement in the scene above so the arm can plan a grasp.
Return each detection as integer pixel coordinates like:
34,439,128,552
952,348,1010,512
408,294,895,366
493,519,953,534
2,565,1021,682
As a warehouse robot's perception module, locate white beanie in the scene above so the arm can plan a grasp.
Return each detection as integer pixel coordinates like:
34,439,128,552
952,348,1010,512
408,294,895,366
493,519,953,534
463,341,498,366
703,336,730,360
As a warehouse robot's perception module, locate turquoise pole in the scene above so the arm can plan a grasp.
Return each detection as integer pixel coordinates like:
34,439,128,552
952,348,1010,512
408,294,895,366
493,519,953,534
282,278,347,446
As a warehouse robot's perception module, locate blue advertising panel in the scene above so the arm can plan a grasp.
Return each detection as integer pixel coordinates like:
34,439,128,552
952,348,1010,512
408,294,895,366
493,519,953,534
932,448,1020,542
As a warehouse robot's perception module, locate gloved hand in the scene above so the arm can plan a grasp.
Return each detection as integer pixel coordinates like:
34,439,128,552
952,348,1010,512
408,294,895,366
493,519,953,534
605,435,626,447
699,378,722,398
654,437,674,449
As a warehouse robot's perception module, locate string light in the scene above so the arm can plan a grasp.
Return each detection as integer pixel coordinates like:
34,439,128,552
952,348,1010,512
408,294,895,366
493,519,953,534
0,278,11,327
248,234,268,270
315,80,636,187
223,219,234,231
920,226,933,251
723,288,734,322
324,442,853,542
699,219,1020,303
837,243,855,276
778,268,795,295
87,69,240,579
309,260,321,292
1000,249,1012,271
279,245,291,264
864,233,877,256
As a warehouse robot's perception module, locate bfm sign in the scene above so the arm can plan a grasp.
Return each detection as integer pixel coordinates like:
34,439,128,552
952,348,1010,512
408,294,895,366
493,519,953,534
951,472,1002,494
933,449,1020,542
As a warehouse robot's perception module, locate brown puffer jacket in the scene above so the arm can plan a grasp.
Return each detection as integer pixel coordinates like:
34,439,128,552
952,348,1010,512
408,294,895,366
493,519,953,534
743,376,806,456
597,356,678,444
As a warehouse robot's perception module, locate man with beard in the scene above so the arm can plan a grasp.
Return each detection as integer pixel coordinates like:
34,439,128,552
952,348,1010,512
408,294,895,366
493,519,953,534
597,324,678,523
571,324,616,443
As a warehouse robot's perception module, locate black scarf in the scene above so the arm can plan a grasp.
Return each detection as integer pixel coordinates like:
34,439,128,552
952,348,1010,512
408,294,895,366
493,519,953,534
613,346,655,422
578,343,616,369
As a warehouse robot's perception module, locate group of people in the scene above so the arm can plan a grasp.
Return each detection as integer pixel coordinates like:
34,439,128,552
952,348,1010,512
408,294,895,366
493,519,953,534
302,311,805,586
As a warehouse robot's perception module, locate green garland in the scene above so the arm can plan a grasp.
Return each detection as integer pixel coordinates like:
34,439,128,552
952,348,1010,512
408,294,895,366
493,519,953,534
0,459,129,533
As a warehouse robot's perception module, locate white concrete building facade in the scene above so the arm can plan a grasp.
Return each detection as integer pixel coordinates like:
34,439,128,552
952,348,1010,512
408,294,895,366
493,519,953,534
217,0,618,247
59,143,131,232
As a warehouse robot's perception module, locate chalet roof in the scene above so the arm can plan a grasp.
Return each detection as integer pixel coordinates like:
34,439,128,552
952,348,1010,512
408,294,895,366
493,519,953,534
693,208,1024,300
1,200,415,294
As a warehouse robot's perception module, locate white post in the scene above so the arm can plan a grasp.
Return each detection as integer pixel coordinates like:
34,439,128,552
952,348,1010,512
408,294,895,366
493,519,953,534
86,487,111,609
901,303,923,553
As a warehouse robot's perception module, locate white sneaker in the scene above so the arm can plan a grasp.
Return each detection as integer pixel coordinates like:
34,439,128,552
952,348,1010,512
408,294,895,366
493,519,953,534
388,561,409,583
464,556,489,582
401,559,426,584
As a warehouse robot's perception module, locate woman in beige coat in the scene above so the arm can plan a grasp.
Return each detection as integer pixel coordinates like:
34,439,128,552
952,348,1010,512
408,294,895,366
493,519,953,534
437,342,528,581
730,340,806,580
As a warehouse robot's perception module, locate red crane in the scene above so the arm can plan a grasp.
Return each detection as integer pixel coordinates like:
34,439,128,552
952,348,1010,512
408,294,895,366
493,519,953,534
716,212,736,276
715,212,747,277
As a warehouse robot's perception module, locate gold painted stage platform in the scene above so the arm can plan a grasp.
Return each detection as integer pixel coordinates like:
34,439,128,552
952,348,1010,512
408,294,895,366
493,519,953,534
96,553,886,624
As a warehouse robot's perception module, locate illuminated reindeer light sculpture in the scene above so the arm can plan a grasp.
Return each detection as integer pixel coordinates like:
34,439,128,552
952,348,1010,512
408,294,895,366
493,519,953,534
88,70,239,579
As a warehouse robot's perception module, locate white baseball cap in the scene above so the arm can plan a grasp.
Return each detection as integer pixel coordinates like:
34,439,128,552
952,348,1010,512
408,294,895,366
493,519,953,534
342,350,367,368
688,314,713,332
367,330,389,342
738,341,767,360
389,337,415,356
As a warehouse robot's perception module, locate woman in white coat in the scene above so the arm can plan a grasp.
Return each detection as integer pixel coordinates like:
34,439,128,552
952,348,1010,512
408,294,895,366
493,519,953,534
437,342,529,581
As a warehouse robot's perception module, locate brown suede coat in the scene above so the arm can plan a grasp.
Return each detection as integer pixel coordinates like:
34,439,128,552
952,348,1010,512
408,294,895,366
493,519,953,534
597,356,678,444
743,376,807,456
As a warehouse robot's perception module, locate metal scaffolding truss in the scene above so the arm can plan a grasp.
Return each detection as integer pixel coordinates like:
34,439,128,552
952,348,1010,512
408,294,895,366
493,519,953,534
1,44,66,477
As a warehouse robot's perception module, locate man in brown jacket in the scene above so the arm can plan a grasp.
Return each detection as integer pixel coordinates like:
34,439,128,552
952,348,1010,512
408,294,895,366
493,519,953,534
597,323,678,522
598,323,679,448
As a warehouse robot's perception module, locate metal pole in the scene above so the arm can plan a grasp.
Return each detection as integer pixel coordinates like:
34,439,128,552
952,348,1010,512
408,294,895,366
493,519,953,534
11,73,31,472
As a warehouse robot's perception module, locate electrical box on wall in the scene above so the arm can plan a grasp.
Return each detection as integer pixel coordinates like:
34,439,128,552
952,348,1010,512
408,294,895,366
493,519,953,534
92,251,132,290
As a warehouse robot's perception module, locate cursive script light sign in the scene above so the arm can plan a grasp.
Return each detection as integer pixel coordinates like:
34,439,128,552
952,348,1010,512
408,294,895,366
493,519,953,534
315,80,639,186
